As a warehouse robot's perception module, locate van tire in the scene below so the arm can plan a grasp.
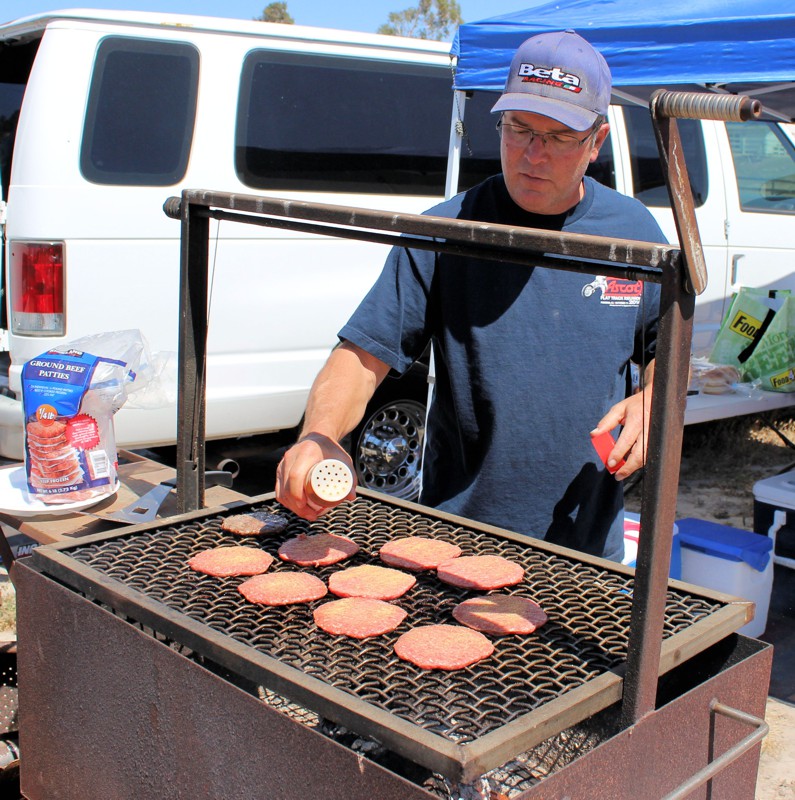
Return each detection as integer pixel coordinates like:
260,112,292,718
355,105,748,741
348,373,427,501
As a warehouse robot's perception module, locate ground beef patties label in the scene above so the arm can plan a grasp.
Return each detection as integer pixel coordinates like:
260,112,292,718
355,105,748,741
22,349,126,503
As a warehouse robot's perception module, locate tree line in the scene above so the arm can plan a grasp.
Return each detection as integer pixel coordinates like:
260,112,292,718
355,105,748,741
255,0,463,41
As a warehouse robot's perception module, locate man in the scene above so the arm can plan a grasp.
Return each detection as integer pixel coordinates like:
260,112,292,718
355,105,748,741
275,30,664,561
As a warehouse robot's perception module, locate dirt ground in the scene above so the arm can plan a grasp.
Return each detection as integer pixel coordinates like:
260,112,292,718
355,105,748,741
624,409,795,526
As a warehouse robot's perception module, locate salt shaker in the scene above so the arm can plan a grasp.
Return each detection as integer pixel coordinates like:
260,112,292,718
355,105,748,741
305,459,354,508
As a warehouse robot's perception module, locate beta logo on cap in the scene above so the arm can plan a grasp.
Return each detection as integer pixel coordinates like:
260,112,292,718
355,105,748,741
517,63,583,94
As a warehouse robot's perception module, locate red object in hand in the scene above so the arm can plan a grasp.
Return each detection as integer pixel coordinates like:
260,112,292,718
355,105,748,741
591,430,625,474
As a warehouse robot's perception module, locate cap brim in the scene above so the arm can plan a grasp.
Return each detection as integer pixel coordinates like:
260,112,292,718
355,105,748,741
491,93,598,132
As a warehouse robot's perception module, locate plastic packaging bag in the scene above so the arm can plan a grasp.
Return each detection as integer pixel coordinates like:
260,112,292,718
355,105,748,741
741,296,795,392
709,288,795,392
688,357,741,395
21,330,159,505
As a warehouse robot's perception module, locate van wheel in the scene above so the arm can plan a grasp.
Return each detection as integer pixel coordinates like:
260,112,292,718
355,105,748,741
349,385,426,501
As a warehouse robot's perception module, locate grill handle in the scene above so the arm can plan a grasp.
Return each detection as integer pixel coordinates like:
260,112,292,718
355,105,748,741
661,700,768,800
651,90,762,122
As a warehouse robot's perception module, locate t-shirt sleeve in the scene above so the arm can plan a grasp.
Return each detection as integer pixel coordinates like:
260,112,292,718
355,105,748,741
339,242,435,376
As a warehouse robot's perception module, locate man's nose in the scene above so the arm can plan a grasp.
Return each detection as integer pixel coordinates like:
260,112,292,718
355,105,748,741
522,134,548,161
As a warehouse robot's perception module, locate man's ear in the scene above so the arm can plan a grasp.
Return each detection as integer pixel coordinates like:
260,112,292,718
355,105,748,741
589,122,610,162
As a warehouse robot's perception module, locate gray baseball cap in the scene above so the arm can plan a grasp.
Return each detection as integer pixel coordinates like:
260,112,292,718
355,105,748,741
491,30,611,131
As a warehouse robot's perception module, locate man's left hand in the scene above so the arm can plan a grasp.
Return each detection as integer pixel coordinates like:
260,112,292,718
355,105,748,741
591,365,654,480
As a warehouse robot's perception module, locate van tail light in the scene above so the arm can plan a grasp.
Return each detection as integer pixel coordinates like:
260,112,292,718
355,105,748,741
10,242,66,336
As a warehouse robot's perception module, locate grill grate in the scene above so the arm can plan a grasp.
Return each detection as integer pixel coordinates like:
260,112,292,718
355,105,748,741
35,492,732,782
0,652,17,736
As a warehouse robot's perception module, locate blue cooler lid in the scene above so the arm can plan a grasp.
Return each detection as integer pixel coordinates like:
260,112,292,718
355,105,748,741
677,518,772,572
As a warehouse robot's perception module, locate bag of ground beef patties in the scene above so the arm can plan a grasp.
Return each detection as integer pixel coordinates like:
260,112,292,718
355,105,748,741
21,335,142,505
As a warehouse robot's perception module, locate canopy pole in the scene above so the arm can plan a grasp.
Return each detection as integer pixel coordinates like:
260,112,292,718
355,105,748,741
444,89,467,201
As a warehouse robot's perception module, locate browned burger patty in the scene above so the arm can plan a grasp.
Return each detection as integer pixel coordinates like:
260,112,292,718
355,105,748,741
313,597,407,638
221,510,289,537
238,572,327,606
379,536,462,571
188,545,274,577
452,594,548,635
278,532,359,567
394,624,494,670
328,564,416,600
436,555,524,591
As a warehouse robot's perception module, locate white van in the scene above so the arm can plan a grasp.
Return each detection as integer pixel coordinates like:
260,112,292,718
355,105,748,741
0,9,464,497
2,10,794,498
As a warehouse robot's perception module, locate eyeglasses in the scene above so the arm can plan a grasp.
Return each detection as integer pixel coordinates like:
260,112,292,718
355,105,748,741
496,118,599,154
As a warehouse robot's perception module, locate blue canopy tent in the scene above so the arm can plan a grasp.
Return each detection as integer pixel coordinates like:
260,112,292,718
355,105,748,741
450,0,795,122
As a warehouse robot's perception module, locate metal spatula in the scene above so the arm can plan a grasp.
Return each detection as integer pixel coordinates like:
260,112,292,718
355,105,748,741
102,470,234,524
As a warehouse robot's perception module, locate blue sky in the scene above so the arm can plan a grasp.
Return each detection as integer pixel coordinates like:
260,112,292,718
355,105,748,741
2,1,533,37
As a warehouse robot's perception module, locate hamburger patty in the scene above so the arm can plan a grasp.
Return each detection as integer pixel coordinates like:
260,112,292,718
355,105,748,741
238,572,327,606
313,597,407,638
221,510,289,537
452,594,548,635
278,532,359,567
328,564,416,600
436,555,524,590
188,545,274,577
394,624,494,670
379,536,462,571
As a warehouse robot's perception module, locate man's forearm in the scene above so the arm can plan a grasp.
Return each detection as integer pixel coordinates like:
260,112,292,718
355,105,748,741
299,341,391,444
641,359,655,390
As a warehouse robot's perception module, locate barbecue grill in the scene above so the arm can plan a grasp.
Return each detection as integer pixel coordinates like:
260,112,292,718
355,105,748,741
14,494,771,799
14,90,773,799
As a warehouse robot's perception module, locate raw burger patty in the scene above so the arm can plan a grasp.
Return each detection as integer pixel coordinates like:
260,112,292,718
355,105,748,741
314,597,407,638
188,545,274,577
26,419,67,440
452,594,548,635
278,532,359,567
221,510,289,536
328,564,416,600
238,572,327,606
394,624,494,670
436,555,524,590
379,536,462,571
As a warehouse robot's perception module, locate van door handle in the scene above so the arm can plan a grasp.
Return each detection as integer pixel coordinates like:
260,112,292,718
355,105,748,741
731,253,745,285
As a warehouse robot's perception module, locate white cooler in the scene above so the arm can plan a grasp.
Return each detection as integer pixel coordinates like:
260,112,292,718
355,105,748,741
753,468,795,569
677,518,774,638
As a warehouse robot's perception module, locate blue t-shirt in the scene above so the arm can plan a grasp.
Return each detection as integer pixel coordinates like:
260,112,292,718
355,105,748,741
340,175,664,560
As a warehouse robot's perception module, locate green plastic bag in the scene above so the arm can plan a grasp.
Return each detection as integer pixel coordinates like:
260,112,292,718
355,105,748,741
742,296,795,392
710,288,795,392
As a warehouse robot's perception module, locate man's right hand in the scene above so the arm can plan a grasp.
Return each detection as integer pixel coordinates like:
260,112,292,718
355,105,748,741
275,433,356,520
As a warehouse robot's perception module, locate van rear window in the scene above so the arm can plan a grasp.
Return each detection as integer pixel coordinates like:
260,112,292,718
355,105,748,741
81,37,199,186
236,52,456,195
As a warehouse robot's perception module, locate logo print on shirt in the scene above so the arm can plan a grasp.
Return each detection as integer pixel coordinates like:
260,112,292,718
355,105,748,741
581,276,642,307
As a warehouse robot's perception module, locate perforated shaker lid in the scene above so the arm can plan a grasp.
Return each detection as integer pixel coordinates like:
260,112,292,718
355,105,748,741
305,459,354,507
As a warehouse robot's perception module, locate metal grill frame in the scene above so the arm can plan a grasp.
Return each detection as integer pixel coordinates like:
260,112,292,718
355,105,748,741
26,488,752,782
